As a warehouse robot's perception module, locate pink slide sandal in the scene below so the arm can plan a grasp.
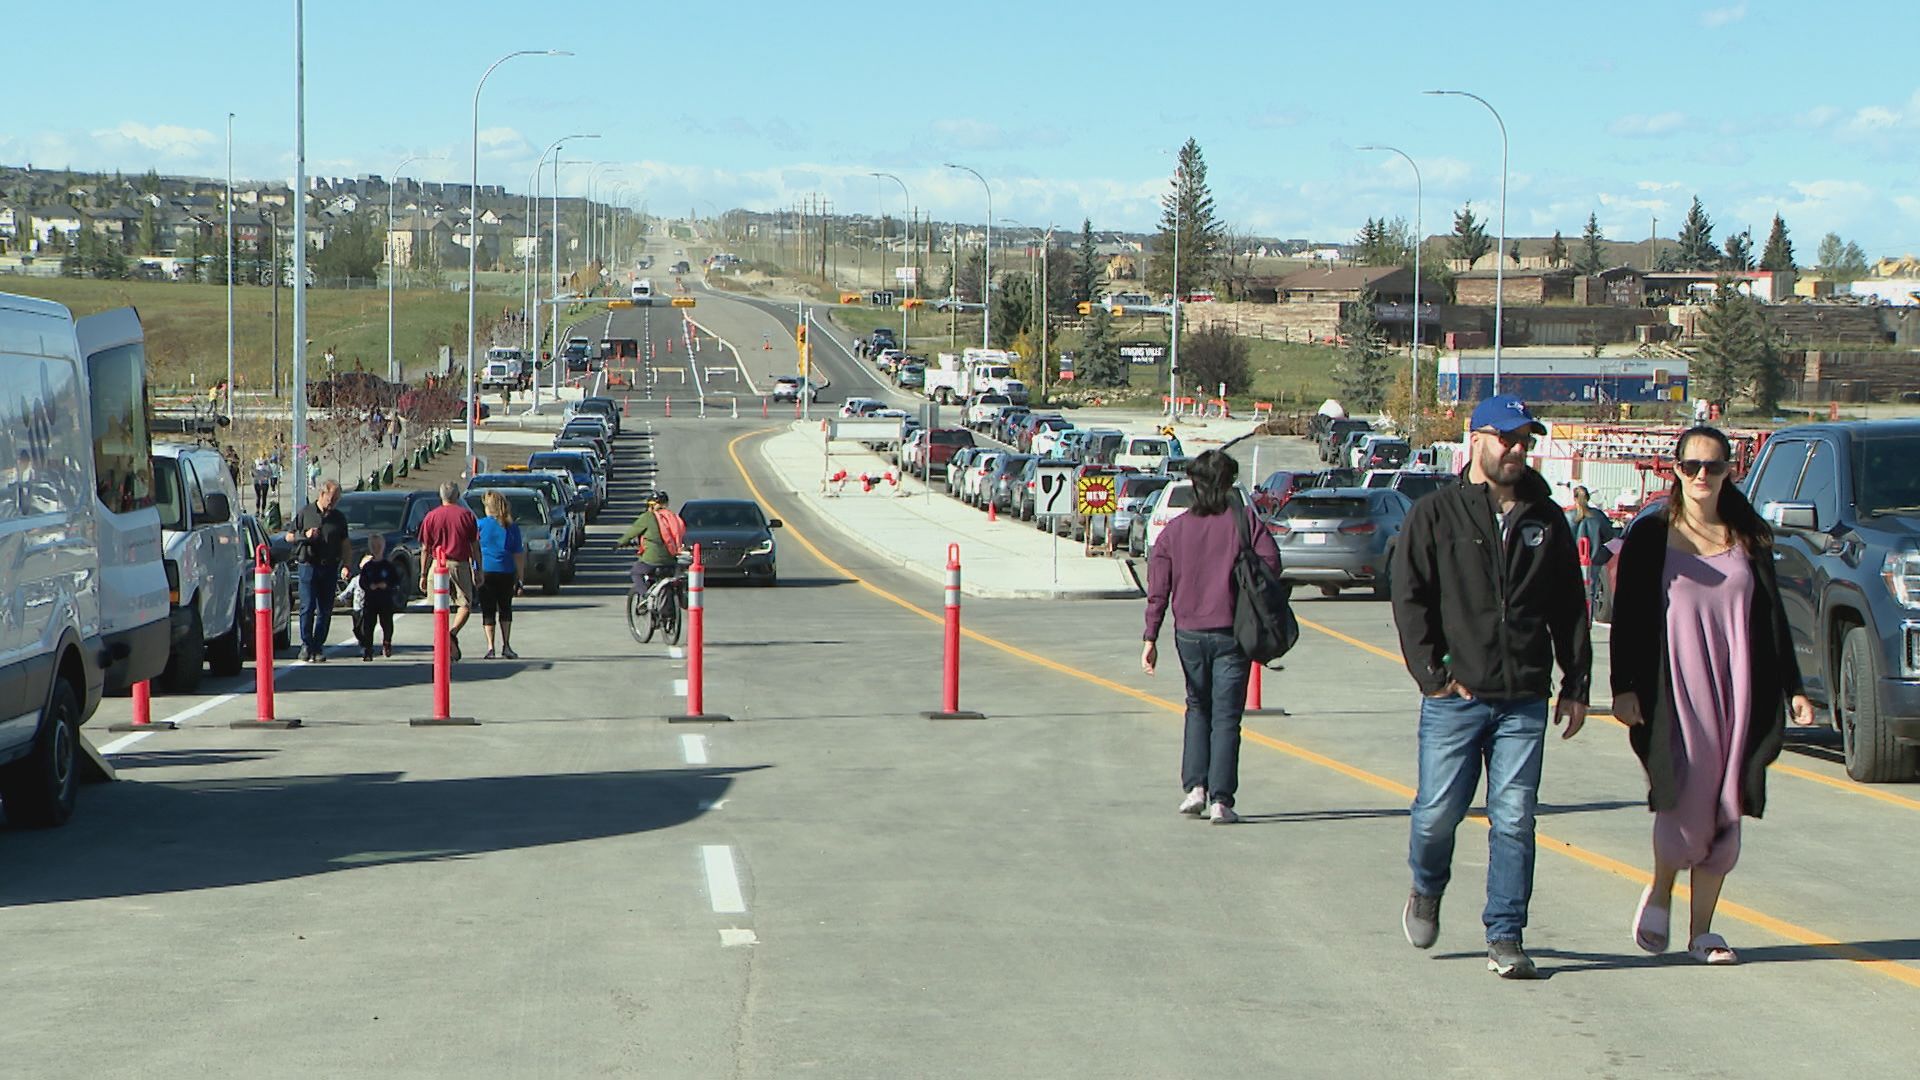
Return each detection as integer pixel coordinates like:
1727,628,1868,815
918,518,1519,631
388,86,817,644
1633,886,1670,954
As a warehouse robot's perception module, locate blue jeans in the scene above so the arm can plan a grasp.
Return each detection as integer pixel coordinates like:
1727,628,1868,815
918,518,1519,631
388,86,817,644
1407,694,1548,943
298,563,339,654
1174,629,1250,807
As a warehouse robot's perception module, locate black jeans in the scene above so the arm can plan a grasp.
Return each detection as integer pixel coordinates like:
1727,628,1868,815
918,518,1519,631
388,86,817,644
1175,628,1250,807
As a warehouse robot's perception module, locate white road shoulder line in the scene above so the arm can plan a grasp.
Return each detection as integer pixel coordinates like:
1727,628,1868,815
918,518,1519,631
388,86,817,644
719,928,758,947
668,646,685,659
679,733,709,764
701,844,747,914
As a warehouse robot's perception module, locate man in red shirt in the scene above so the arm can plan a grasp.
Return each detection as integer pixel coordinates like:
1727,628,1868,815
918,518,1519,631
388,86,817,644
417,480,479,659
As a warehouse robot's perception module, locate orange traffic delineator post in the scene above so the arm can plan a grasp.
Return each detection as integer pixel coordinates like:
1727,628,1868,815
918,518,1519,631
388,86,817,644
1244,663,1288,717
108,678,175,731
230,544,300,729
411,551,478,727
668,544,731,723
1579,536,1593,616
924,544,985,719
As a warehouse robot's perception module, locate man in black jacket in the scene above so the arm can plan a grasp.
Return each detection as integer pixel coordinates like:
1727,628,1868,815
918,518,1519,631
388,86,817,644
1389,394,1591,980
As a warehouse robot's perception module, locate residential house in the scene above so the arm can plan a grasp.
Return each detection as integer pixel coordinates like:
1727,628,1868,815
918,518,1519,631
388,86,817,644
1265,264,1430,305
1455,267,1576,305
26,205,83,250
84,205,142,247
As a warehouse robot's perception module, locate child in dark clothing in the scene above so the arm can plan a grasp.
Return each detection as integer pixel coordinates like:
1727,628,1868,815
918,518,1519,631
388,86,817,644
353,533,404,660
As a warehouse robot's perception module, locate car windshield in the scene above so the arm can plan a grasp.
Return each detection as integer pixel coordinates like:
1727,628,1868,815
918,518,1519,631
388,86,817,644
1127,438,1169,456
529,454,590,480
682,503,765,529
1283,496,1371,519
1120,477,1170,499
338,497,407,531
462,494,550,534
1853,435,1920,515
1164,484,1194,510
1394,473,1457,501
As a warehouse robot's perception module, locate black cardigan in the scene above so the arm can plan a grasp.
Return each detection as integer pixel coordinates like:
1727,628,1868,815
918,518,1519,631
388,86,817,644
1608,516,1803,818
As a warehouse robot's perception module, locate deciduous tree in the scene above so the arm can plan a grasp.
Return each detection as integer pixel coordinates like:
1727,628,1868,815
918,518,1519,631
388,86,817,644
1816,232,1868,280
1178,324,1251,396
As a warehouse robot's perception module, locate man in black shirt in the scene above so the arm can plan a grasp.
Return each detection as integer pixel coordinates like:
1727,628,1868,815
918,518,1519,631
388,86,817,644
285,478,352,662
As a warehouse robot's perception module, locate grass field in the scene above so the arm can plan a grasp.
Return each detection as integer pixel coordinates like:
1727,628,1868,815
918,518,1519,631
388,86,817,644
0,276,517,392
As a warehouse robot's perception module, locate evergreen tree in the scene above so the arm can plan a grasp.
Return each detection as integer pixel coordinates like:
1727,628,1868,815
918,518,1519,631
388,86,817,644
1816,232,1869,280
1694,286,1746,406
1073,218,1100,303
1675,196,1717,270
991,270,1034,349
137,204,159,255
1759,214,1795,271
1147,138,1224,296
1722,229,1754,271
1354,217,1383,263
310,210,385,281
1576,213,1606,274
1546,230,1568,268
1447,202,1491,269
1333,290,1391,411
1075,306,1127,387
1509,240,1524,267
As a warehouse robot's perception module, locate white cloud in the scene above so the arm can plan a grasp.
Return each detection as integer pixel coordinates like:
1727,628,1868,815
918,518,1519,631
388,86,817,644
1636,180,1684,192
88,121,216,158
1607,111,1688,138
1699,2,1747,28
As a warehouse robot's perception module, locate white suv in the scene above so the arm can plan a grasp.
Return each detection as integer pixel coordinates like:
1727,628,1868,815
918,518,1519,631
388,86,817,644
151,444,248,691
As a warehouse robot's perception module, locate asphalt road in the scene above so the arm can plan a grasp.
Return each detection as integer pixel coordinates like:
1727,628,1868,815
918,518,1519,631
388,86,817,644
4,286,1918,1078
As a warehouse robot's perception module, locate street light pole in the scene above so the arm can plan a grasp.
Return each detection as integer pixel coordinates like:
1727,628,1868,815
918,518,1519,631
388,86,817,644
465,48,569,476
945,163,991,349
1358,144,1423,407
872,171,911,346
291,0,309,512
525,134,594,377
1426,89,1508,395
387,153,433,386
224,112,235,421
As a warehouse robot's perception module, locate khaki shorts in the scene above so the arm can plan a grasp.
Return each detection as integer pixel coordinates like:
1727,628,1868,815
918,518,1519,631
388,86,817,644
445,560,477,610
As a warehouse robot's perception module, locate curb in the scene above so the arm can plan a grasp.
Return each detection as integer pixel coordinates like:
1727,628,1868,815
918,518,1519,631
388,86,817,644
755,443,1142,602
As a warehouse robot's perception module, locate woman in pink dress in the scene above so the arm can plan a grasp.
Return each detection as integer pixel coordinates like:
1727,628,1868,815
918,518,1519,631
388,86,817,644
1608,426,1814,964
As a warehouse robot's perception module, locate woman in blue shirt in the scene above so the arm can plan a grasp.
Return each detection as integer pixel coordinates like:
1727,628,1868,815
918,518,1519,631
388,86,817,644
474,490,526,659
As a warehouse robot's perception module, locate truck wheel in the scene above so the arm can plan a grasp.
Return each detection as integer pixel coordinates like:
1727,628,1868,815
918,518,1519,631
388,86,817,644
1838,625,1915,782
0,678,81,828
207,618,244,677
160,607,206,693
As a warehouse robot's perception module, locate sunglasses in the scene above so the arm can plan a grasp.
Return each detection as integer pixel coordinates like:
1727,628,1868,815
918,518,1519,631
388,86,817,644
1477,429,1535,450
1676,459,1730,479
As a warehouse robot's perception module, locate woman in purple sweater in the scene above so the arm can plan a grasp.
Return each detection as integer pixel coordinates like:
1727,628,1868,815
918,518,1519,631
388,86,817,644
1142,450,1281,824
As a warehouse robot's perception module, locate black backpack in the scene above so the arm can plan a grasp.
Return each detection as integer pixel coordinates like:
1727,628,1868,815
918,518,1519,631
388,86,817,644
1232,506,1299,665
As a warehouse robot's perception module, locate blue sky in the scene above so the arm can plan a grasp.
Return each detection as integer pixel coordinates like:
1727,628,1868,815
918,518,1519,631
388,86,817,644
11,0,1920,257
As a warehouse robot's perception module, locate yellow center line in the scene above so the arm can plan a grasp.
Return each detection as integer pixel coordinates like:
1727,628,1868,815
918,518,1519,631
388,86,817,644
727,429,1920,990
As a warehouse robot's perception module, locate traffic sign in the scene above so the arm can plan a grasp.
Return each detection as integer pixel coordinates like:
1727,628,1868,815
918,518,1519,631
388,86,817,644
868,290,896,306
1075,474,1117,516
894,266,918,286
1033,462,1076,518
670,297,697,308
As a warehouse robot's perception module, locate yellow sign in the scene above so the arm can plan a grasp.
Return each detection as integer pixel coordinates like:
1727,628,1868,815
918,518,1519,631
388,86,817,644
670,297,697,308
839,292,862,304
1075,474,1117,516
608,300,634,309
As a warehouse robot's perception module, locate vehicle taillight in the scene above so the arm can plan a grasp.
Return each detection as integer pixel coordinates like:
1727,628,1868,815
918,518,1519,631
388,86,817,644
1268,522,1291,536
1339,522,1377,535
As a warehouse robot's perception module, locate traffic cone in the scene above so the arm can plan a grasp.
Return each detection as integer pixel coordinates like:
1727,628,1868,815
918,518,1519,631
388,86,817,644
987,501,998,522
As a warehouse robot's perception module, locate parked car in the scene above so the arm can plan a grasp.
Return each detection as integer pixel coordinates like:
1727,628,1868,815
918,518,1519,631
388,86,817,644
993,407,1032,445
1092,473,1172,548
332,488,441,600
868,327,897,353
678,499,782,585
237,513,294,657
1138,480,1196,557
1319,418,1373,462
839,397,886,419
897,362,926,390
1113,433,1175,472
1385,470,1459,502
152,442,248,691
924,428,977,478
1269,487,1413,598
1050,430,1090,463
568,396,622,436
1080,429,1126,467
1054,464,1140,541
1355,435,1413,472
1253,469,1313,514
982,453,1035,513
898,429,929,473
945,447,980,497
1028,417,1075,457
468,472,581,581
1744,420,1920,781
527,450,604,518
459,487,563,594
1011,457,1044,521
959,451,1002,507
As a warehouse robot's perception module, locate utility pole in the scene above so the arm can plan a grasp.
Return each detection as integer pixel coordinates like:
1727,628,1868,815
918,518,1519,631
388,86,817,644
1648,215,1658,270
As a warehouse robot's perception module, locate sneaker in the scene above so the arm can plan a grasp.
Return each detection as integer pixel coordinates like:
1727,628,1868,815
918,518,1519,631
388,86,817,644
1403,891,1441,949
1487,940,1538,980
1178,787,1207,815
362,647,373,662
1208,801,1238,824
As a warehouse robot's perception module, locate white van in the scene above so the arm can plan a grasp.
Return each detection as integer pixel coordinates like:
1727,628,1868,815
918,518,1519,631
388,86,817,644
0,296,170,826
151,443,248,691
631,278,654,306
1114,433,1174,472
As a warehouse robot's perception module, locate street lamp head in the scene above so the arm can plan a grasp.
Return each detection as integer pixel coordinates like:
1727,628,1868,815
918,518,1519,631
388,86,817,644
544,49,573,56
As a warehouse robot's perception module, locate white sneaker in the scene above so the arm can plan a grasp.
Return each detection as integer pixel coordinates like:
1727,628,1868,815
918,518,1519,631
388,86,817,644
1208,802,1239,824
1178,787,1207,815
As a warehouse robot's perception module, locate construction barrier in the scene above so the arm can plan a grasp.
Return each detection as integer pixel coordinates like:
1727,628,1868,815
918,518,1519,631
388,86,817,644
669,544,731,722
1251,402,1274,422
411,552,477,726
925,544,985,719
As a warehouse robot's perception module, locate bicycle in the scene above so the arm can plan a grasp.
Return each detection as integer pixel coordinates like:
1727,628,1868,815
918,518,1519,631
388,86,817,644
626,560,688,646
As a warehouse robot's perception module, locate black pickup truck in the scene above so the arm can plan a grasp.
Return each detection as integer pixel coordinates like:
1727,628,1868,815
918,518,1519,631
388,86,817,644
1744,420,1920,781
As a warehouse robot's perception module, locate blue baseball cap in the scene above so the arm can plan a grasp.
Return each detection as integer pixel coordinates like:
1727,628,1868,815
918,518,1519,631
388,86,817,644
1469,394,1546,435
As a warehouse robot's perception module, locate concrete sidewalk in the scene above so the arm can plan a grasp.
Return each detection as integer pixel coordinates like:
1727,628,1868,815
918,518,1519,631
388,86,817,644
754,422,1142,600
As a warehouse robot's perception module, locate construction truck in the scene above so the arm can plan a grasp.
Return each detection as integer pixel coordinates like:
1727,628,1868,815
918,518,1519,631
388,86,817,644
923,348,1029,405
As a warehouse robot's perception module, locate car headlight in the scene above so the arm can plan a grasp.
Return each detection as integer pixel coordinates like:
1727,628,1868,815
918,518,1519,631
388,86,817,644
1883,549,1920,609
750,538,774,556
527,538,553,553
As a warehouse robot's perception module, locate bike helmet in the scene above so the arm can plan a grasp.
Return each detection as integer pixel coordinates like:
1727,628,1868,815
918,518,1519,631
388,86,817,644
647,490,670,506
